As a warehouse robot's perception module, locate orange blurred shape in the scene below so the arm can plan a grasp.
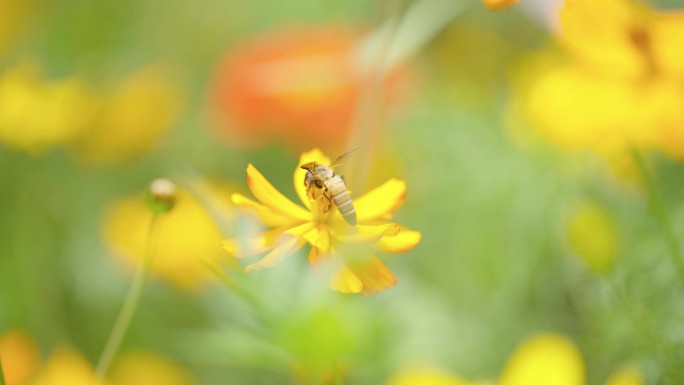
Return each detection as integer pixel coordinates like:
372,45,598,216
209,27,408,152
483,0,520,11
0,329,40,385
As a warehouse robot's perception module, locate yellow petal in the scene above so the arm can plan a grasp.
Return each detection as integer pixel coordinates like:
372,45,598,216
336,223,400,243
605,365,644,385
331,256,397,295
231,193,300,227
244,235,306,272
293,148,332,209
331,265,364,294
499,333,585,385
298,225,332,253
246,164,310,221
560,0,652,79
354,179,406,222
222,227,283,258
527,66,663,151
653,11,684,81
376,227,422,253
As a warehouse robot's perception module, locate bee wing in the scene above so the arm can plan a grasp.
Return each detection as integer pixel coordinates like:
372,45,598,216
330,146,364,168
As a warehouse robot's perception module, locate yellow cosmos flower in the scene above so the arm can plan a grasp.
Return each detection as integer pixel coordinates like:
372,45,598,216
523,0,684,157
108,351,196,385
500,334,586,385
0,329,40,385
72,66,183,164
500,333,644,385
103,184,231,290
32,347,107,385
0,62,95,154
223,148,421,295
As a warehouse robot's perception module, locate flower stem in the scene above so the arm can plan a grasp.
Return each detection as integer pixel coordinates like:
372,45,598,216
633,149,684,281
96,214,160,377
0,355,6,385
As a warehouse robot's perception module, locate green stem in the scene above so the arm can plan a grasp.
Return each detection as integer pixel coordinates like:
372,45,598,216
0,355,6,385
633,149,684,281
96,214,159,377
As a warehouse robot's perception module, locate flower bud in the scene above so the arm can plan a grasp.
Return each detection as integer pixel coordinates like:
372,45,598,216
147,178,177,213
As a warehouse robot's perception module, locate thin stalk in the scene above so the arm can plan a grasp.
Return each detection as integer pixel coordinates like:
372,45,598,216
0,356,6,385
633,149,684,281
96,214,160,376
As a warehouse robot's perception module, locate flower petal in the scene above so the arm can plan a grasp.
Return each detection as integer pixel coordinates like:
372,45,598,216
375,227,422,253
232,193,300,227
244,236,306,272
331,256,397,295
294,148,332,209
222,227,283,258
331,265,364,294
246,164,310,221
354,178,406,222
336,223,400,243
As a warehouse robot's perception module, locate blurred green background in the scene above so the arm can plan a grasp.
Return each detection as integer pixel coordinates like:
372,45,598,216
1,0,684,384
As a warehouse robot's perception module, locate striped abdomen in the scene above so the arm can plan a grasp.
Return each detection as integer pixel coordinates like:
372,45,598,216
324,175,356,226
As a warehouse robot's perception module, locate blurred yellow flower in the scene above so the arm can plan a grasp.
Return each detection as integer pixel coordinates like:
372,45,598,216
0,62,96,154
387,366,488,385
0,329,40,385
108,351,196,385
223,148,421,295
31,347,107,385
73,66,183,164
103,184,231,290
482,0,519,11
523,0,684,158
566,202,619,273
499,333,645,385
499,333,585,385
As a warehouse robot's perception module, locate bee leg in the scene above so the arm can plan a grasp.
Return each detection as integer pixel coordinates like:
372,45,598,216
322,188,334,212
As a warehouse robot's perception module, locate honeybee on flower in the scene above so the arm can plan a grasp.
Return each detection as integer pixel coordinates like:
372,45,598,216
223,149,421,295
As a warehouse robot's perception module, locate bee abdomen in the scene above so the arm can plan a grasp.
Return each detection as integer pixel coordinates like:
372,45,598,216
325,177,357,226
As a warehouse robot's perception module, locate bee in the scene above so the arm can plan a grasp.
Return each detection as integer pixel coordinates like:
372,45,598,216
300,149,359,226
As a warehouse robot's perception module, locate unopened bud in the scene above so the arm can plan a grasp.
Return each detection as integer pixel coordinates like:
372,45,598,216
147,178,177,214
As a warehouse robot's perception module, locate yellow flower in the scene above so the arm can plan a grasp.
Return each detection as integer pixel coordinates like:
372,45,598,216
0,329,40,385
566,201,619,273
499,334,586,385
108,351,196,385
103,183,232,290
223,148,421,295
0,62,96,154
482,0,519,11
31,347,107,385
523,0,684,157
499,333,644,385
72,66,183,164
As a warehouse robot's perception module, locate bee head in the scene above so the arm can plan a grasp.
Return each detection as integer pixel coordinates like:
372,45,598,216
300,162,317,173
